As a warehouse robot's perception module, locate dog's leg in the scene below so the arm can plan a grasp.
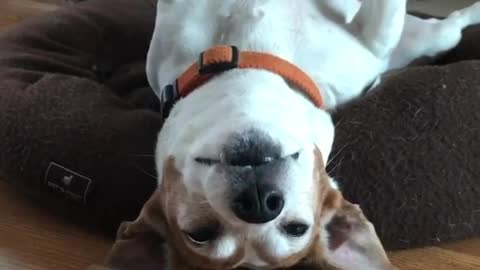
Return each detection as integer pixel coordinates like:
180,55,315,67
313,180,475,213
389,2,480,69
351,0,408,58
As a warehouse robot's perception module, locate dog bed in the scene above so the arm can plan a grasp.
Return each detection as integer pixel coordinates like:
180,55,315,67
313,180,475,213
0,0,479,250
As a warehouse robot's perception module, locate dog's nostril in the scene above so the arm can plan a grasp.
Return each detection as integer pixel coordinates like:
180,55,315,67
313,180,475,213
235,199,253,213
231,186,284,224
265,192,283,212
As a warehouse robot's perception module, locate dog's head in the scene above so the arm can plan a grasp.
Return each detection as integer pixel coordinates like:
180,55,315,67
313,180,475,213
124,41,394,268
106,150,396,270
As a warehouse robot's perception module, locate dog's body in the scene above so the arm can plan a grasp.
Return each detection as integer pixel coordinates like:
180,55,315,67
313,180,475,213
108,1,480,269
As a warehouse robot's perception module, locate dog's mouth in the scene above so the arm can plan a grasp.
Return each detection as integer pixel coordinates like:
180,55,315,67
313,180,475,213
194,151,300,167
195,157,221,166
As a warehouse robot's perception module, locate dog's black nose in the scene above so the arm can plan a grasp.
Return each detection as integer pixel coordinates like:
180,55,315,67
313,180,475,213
232,183,284,224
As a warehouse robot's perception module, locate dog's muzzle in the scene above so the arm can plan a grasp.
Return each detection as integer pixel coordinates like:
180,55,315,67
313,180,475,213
215,129,298,224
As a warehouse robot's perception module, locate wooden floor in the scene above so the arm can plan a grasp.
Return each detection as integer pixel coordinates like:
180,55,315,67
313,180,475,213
2,181,480,270
0,182,111,270
0,0,62,31
0,1,479,269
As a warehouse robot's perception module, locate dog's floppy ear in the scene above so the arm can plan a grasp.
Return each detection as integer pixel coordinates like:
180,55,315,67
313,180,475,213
103,186,171,270
298,147,396,270
102,157,189,270
309,197,398,270
103,217,167,270
323,200,397,270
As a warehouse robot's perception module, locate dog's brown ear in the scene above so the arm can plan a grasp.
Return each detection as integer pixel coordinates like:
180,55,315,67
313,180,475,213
103,218,167,270
102,157,190,270
301,148,396,270
103,186,171,270
314,199,398,270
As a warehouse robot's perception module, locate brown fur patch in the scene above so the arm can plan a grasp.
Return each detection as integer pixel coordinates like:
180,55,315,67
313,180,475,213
250,148,343,269
281,150,395,270
153,157,245,270
294,148,343,269
278,148,345,270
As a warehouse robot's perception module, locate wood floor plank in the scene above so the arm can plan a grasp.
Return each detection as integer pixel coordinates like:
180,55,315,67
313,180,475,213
0,0,61,30
442,238,480,258
33,0,64,4
390,247,480,270
0,182,111,270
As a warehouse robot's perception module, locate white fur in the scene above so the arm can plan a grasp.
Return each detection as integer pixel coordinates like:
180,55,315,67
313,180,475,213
212,235,238,259
146,0,480,268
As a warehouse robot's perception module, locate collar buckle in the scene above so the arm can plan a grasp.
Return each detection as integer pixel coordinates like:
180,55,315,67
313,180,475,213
160,82,179,119
198,46,239,74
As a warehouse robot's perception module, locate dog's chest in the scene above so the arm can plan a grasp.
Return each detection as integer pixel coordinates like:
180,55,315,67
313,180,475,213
152,0,385,107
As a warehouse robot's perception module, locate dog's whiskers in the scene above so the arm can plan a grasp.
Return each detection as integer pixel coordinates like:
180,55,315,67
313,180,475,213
129,153,155,157
193,199,210,205
327,156,344,174
326,142,349,167
334,119,344,128
134,165,158,181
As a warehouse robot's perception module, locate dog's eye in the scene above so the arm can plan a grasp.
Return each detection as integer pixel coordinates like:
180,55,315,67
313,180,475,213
194,157,220,166
283,222,309,237
186,224,221,245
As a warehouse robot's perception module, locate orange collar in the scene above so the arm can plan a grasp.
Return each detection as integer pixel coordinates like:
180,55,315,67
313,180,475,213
160,45,324,118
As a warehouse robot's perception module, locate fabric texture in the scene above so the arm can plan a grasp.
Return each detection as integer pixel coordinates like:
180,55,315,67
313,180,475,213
0,0,479,250
0,0,161,234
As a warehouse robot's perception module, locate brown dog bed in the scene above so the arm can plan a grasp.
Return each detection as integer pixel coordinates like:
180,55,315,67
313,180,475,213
0,0,479,251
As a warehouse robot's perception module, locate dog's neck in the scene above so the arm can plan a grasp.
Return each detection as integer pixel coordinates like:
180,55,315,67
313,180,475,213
147,0,382,110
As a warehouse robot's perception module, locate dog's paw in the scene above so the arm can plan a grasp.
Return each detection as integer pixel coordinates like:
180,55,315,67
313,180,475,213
450,1,480,25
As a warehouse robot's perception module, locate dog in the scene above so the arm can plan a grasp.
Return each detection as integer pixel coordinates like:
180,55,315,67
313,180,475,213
105,0,480,269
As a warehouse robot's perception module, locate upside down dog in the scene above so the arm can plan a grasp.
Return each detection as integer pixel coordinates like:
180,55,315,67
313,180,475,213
106,1,480,269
